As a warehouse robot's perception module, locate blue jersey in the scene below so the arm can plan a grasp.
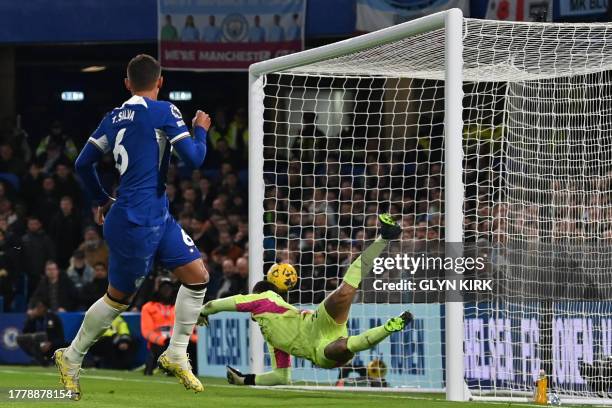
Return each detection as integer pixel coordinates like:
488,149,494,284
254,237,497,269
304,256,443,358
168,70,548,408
75,94,207,291
87,95,193,226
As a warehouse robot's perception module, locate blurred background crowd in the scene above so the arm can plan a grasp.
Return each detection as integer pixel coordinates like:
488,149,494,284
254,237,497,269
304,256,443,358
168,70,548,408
0,106,250,314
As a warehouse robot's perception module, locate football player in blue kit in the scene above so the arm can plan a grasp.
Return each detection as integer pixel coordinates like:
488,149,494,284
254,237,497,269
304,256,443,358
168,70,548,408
54,54,210,399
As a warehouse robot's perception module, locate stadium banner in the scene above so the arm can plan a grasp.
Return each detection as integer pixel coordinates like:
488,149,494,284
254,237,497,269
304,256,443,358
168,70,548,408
553,0,609,20
197,304,444,388
158,0,305,71
464,302,612,391
485,0,553,22
355,0,469,32
0,312,148,366
0,313,30,364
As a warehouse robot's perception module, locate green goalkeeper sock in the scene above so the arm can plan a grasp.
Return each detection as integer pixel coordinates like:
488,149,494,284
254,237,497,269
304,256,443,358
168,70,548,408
346,325,391,353
342,237,388,288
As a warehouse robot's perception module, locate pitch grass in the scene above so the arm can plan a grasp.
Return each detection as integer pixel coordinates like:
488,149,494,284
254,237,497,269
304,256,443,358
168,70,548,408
0,365,589,408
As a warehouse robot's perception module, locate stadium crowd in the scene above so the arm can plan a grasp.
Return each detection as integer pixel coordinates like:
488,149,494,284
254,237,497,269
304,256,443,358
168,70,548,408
0,106,250,314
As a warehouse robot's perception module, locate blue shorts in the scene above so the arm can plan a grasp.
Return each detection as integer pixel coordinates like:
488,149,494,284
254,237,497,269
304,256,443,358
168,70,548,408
103,207,201,294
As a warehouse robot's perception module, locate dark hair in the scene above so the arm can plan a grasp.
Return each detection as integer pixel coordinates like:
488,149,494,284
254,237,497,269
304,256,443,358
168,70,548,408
127,54,161,92
252,280,279,295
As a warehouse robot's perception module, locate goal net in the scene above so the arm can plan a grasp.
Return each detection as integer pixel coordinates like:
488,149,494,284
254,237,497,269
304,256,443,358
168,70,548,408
248,9,612,403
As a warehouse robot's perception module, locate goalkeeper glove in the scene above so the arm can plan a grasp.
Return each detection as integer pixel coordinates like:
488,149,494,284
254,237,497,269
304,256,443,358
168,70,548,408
226,365,255,386
379,213,402,240
197,312,209,327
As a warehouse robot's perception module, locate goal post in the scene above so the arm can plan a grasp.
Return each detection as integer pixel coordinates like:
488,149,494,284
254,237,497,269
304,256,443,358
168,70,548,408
248,7,612,405
248,8,466,399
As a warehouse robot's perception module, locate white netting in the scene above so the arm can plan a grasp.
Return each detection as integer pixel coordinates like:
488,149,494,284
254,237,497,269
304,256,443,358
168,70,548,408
254,16,612,400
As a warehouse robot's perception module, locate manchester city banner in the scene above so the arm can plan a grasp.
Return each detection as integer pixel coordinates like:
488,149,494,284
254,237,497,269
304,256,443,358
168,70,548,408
158,0,305,71
356,0,470,32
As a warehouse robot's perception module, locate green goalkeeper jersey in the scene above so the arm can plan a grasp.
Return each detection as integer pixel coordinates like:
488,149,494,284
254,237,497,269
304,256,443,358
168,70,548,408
201,290,348,368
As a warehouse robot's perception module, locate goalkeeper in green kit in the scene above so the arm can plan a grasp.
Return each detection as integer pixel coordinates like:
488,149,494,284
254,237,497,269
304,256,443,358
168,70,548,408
197,214,413,386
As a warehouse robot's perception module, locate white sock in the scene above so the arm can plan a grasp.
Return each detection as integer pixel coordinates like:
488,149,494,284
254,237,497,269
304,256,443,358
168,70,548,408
166,285,206,361
65,295,127,364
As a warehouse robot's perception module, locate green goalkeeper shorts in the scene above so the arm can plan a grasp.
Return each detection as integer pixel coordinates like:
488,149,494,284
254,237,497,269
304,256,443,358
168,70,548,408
308,301,349,369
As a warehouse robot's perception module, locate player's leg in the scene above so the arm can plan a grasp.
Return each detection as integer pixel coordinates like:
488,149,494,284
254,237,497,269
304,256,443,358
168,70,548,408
156,217,208,392
56,212,159,400
166,259,208,360
323,311,414,364
323,214,402,324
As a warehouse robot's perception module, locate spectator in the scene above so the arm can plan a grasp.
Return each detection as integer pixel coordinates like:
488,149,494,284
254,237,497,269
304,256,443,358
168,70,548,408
78,226,109,268
161,14,178,40
0,229,18,311
234,217,248,248
48,196,82,268
16,298,64,366
142,278,198,375
227,108,248,158
211,230,243,264
35,121,78,167
20,216,56,293
0,115,31,163
181,15,199,41
21,162,43,213
38,176,60,227
66,250,93,291
202,252,222,301
208,108,229,149
0,198,24,240
54,162,81,206
79,262,108,309
0,143,26,176
30,260,78,312
235,256,249,294
216,259,242,298
190,213,209,251
87,315,133,369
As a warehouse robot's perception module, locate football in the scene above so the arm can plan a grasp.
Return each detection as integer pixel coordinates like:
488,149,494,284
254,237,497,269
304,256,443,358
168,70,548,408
266,263,298,292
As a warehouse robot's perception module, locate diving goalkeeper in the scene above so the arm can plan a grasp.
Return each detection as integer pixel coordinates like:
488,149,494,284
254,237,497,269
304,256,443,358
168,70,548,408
198,214,412,386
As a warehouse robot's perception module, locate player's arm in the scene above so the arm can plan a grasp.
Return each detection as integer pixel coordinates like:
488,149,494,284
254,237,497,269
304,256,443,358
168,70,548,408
75,123,113,223
227,343,291,386
165,107,211,168
198,293,272,325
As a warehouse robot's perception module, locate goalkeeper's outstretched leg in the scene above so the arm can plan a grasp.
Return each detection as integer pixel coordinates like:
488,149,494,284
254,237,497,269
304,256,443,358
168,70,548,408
323,310,413,365
323,213,402,325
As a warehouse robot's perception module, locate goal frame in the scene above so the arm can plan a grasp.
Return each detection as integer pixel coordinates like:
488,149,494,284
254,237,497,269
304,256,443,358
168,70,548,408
247,8,465,400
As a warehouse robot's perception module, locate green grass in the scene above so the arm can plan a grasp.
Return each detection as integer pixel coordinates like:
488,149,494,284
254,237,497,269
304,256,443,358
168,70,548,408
0,365,585,408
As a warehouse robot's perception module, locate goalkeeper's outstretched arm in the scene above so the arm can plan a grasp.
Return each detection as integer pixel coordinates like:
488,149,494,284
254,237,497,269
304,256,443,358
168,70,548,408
198,292,279,325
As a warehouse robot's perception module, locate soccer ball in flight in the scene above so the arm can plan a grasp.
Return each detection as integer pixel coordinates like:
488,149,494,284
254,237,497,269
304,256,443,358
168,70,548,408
267,263,298,292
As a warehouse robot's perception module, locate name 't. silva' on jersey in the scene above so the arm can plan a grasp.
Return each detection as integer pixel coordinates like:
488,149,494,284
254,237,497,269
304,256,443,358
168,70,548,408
112,109,135,124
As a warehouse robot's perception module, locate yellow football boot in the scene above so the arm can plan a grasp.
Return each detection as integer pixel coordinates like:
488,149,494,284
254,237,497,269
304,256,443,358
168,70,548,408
53,348,82,401
158,351,203,392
